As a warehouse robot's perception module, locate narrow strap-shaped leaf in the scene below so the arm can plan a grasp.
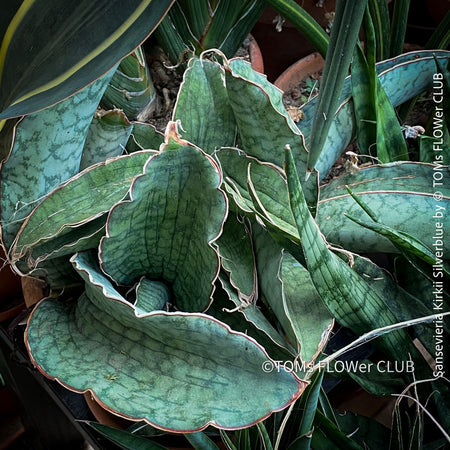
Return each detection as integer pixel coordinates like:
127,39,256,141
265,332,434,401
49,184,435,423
184,431,220,450
307,0,367,172
300,51,450,178
26,251,304,432
367,0,390,61
0,0,174,119
86,422,168,450
425,11,450,50
375,76,409,162
263,0,329,58
100,122,227,312
0,69,116,249
285,148,426,370
389,0,410,58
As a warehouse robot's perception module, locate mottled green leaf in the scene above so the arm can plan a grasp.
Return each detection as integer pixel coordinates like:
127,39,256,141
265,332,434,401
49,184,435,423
126,122,164,153
0,69,115,249
216,214,256,302
299,51,450,179
285,148,426,371
173,57,237,153
11,151,151,266
225,58,318,210
100,123,227,312
135,278,170,315
317,163,450,254
375,77,409,163
26,251,304,432
281,253,333,364
215,275,295,359
0,0,173,119
216,148,297,239
101,46,156,121
80,109,133,170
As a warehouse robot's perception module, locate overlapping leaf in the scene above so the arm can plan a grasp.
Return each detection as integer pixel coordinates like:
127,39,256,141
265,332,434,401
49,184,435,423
26,251,304,432
0,0,173,119
0,70,115,249
100,123,227,312
11,151,152,267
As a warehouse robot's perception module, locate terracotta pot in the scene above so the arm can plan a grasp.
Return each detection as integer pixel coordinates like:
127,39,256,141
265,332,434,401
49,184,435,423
246,34,264,74
274,51,324,94
84,392,133,430
251,0,335,81
21,276,46,308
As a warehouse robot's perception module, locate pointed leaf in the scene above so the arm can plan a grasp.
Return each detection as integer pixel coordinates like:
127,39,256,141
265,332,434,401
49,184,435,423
0,0,174,119
100,123,227,312
26,251,304,432
173,57,237,153
317,163,450,254
285,148,426,370
0,69,115,249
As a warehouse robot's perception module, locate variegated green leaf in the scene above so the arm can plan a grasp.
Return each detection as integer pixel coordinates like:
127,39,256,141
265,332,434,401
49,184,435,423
173,57,237,154
100,123,227,312
0,0,174,119
80,109,133,170
299,50,450,179
26,251,304,432
11,151,152,266
126,122,164,153
0,70,115,249
285,148,426,371
224,58,318,210
135,278,170,315
317,163,450,254
216,213,256,302
101,46,156,121
253,223,333,363
211,276,296,360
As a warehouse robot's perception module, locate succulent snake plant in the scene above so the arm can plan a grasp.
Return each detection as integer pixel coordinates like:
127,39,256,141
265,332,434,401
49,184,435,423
1,0,449,448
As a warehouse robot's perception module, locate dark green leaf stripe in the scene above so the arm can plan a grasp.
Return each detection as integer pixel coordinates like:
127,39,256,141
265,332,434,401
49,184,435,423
100,123,227,312
0,70,115,249
285,148,425,366
25,252,304,432
0,0,174,119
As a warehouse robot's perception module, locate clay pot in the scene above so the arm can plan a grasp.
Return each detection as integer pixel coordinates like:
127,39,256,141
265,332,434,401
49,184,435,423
246,34,264,74
274,51,324,94
251,0,334,81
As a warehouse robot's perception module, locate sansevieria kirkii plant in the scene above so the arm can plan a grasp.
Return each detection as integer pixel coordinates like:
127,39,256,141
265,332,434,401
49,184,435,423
1,0,449,448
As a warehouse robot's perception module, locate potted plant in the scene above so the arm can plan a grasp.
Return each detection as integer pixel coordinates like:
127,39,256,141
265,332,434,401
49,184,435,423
0,0,449,448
